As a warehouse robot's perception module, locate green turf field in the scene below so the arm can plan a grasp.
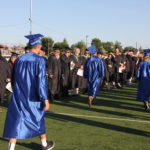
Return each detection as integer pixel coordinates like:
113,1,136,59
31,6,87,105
0,83,150,150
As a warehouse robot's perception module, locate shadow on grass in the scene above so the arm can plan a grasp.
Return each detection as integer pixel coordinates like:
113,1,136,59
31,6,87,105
71,94,138,107
98,90,137,100
61,84,144,113
0,137,41,150
61,94,145,114
46,113,150,138
53,101,150,121
100,92,137,100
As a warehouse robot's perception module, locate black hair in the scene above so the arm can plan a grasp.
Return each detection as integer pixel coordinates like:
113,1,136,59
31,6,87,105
97,52,102,55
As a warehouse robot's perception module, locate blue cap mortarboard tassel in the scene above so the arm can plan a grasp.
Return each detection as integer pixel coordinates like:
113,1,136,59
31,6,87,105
88,45,97,54
25,34,44,46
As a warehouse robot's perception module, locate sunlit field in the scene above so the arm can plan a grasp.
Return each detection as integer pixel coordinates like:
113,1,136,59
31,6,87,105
0,83,150,150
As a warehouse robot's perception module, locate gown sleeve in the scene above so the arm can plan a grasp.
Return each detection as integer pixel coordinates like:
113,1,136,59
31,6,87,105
98,60,105,78
135,62,141,81
37,58,48,102
83,58,89,78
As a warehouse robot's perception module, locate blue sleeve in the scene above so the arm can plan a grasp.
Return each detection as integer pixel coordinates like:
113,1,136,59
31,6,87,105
101,61,105,78
37,58,48,102
135,62,141,80
83,58,89,78
98,60,105,78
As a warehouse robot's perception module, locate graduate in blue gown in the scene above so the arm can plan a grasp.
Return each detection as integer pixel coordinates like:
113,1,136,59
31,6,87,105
84,46,104,108
135,49,150,111
3,34,55,150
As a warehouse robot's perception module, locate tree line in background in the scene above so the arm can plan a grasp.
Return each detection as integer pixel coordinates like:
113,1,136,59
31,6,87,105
41,37,142,55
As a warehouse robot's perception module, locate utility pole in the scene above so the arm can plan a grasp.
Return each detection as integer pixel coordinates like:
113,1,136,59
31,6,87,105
29,0,33,35
136,42,137,50
86,35,88,48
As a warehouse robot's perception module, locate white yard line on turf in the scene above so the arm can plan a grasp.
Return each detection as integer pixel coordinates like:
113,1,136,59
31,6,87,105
46,112,150,124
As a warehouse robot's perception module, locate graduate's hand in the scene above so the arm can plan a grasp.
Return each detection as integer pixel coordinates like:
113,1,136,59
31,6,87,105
49,74,53,79
71,62,75,67
80,65,83,70
43,100,50,111
108,65,112,68
6,78,11,82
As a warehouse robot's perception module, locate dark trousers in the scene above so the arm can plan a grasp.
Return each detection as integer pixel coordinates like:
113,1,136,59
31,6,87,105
0,85,6,103
62,86,69,97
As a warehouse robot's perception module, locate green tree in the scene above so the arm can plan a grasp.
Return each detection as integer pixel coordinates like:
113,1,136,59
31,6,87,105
61,38,69,50
71,44,76,54
102,42,114,53
124,46,136,52
91,38,102,50
73,41,86,55
54,38,69,52
42,37,54,55
114,41,123,51
100,48,107,55
53,42,62,49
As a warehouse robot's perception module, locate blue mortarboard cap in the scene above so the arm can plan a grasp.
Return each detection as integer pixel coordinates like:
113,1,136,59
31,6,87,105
25,34,44,46
88,45,96,54
144,49,150,56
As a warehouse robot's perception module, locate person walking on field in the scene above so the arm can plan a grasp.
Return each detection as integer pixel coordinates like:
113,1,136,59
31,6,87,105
3,34,55,150
135,49,150,111
84,45,104,108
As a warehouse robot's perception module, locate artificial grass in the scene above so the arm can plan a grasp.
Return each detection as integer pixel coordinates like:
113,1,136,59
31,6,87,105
0,83,150,150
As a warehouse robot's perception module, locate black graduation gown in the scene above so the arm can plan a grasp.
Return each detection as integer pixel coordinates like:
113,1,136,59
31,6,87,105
60,54,71,88
121,54,130,82
47,54,62,95
111,56,116,82
78,56,87,89
132,56,138,77
70,55,82,89
0,56,11,102
114,54,123,71
105,58,114,82
114,54,124,83
43,56,48,73
123,55,130,73
126,54,133,79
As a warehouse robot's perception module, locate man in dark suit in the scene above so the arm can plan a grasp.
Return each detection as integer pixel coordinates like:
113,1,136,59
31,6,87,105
60,48,71,98
47,47,62,102
0,51,11,104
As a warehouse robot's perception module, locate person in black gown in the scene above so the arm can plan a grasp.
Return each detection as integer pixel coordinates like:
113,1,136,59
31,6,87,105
47,47,62,102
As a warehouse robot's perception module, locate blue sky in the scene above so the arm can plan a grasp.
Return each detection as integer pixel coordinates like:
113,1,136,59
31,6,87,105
0,0,150,48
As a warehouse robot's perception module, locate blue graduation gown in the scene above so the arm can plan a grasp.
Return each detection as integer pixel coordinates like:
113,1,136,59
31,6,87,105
135,61,150,102
3,52,48,139
84,55,104,98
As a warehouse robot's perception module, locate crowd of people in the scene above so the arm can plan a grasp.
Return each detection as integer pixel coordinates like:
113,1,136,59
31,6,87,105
43,47,139,103
0,42,141,109
0,33,150,150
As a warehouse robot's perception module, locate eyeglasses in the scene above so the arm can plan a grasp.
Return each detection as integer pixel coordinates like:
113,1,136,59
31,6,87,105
55,51,60,53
